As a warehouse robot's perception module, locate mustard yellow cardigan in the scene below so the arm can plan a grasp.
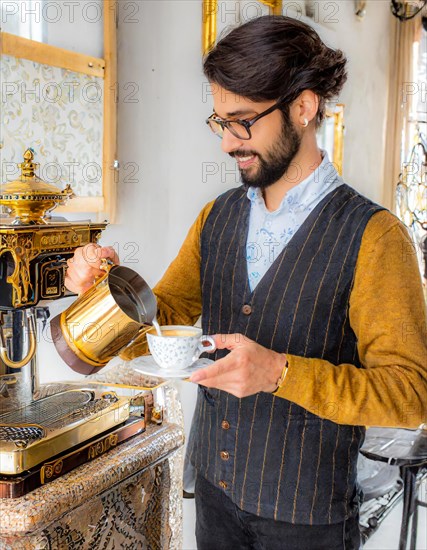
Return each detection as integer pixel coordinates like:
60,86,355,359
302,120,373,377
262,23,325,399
123,203,427,429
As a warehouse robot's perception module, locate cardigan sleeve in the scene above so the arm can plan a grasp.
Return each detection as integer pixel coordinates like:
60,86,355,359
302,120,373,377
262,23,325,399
274,210,427,428
153,201,215,327
118,201,215,360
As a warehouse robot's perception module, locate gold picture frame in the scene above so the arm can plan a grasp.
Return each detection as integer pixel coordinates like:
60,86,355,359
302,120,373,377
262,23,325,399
202,0,283,54
318,104,345,175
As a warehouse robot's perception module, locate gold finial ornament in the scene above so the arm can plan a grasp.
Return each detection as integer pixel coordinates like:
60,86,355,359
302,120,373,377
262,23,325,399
0,148,74,224
19,148,39,179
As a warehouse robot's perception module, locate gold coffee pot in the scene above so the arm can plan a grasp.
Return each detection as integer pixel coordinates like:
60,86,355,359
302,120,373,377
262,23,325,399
0,148,74,224
51,261,157,375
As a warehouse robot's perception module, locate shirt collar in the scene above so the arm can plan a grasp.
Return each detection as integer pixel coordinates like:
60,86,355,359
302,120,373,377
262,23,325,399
246,150,339,214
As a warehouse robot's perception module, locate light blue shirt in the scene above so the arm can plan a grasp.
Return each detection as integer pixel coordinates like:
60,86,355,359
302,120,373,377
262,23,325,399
246,151,343,291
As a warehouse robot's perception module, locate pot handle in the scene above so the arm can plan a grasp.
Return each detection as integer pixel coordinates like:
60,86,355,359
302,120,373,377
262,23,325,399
99,258,115,272
91,258,115,286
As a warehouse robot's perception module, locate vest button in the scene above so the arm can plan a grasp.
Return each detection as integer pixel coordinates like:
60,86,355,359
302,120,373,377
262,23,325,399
219,480,228,489
220,451,230,461
241,304,252,315
221,420,230,430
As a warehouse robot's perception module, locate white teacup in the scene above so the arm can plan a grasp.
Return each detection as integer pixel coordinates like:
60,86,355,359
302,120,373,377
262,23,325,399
147,325,216,370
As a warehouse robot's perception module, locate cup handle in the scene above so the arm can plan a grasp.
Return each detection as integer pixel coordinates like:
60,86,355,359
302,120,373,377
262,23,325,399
192,335,216,363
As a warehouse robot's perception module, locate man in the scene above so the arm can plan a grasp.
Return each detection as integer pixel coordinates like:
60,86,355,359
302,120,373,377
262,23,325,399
65,16,427,550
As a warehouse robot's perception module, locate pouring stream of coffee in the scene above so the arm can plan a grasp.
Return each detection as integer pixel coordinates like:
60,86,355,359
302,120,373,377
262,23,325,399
152,318,163,336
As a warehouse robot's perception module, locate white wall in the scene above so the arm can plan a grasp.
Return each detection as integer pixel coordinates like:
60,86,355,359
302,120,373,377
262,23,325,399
108,1,233,285
330,3,391,204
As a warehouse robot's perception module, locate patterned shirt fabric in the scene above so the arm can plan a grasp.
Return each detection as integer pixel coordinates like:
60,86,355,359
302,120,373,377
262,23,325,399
246,151,342,291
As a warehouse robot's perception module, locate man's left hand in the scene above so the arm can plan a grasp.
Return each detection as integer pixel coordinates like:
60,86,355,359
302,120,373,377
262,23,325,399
189,333,286,398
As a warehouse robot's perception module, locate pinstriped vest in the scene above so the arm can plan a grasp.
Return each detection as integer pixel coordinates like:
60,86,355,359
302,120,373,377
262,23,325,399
187,183,384,524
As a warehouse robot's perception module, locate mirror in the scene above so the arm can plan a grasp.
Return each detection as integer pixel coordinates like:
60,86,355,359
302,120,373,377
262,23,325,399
0,0,117,221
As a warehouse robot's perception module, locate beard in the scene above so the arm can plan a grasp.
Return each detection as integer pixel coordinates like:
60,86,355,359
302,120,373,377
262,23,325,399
231,110,302,190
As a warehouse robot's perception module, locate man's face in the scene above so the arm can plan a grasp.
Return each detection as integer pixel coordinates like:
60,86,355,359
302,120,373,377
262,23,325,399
211,85,302,189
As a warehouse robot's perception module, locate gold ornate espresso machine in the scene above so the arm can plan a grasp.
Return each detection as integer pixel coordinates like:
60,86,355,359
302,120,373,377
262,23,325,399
0,149,149,498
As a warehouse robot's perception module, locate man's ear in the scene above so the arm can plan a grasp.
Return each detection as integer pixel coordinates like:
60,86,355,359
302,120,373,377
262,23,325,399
293,90,320,126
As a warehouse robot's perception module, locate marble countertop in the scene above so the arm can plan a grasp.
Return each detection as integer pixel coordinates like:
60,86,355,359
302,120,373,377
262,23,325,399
0,422,184,536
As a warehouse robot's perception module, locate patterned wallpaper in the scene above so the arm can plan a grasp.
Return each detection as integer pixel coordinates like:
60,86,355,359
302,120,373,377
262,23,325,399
0,55,104,197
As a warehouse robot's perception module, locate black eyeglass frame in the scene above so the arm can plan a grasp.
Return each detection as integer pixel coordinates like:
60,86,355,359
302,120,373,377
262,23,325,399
205,100,285,140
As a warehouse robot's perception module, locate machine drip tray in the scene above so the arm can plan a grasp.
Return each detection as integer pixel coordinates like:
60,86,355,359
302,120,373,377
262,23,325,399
0,416,146,498
0,389,131,475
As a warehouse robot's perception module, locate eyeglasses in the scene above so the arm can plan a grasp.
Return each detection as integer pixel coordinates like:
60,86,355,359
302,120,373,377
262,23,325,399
206,100,283,140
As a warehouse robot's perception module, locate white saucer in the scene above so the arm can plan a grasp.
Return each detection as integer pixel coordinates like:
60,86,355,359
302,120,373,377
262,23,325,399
131,356,214,380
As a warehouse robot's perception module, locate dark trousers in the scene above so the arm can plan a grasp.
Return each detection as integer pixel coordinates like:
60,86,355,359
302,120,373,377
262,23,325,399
195,474,361,550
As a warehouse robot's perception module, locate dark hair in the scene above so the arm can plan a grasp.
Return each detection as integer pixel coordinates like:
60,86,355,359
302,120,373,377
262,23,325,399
203,16,347,127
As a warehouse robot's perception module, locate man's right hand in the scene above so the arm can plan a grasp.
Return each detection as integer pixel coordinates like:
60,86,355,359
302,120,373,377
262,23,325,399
65,244,120,295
